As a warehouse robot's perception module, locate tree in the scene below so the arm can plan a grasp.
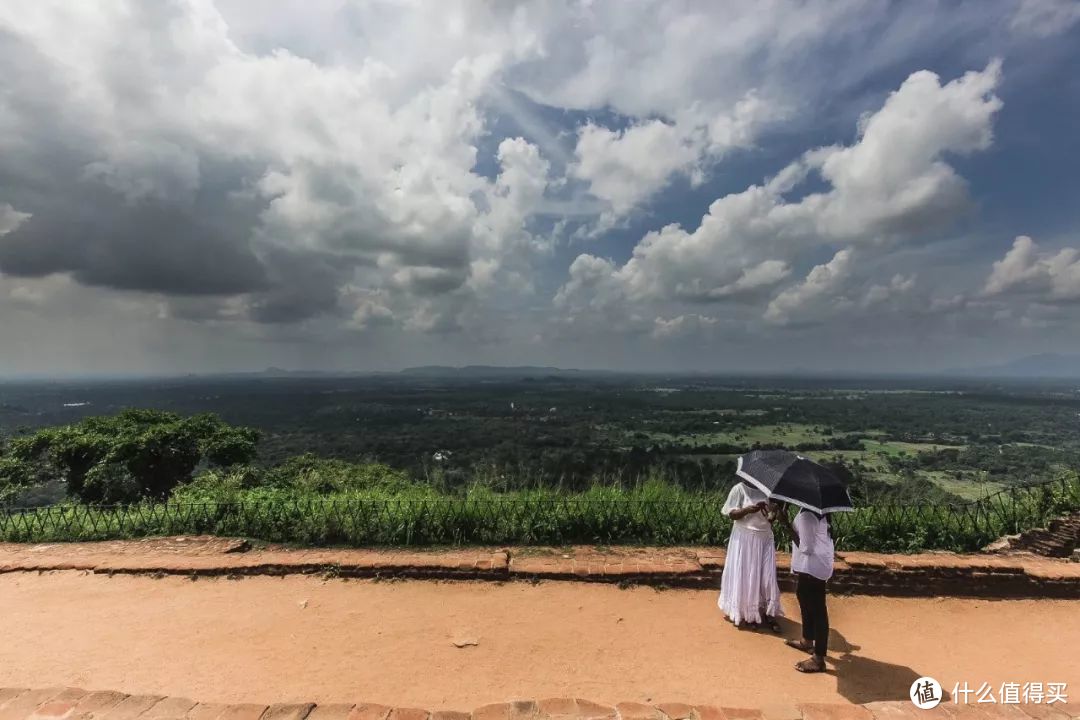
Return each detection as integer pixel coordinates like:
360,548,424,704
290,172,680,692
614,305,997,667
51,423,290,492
0,456,33,504
5,410,259,504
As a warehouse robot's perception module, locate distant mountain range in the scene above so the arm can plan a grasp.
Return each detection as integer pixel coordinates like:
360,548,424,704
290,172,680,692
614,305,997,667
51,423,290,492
399,365,612,378
947,353,1080,379
166,365,612,380
194,356,1080,380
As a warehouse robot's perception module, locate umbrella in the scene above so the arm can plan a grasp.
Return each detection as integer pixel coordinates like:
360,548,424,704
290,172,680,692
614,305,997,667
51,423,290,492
736,449,854,514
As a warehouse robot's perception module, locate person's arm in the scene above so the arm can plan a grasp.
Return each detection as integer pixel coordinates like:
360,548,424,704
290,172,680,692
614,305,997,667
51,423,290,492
728,501,768,520
723,486,766,520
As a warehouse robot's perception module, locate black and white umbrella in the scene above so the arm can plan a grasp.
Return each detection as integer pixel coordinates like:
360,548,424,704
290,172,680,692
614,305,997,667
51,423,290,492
736,449,854,514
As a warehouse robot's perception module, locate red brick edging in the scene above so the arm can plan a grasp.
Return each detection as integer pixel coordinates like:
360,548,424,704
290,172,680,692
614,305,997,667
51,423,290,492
1,538,1078,598
1,688,1076,720
2,690,1080,720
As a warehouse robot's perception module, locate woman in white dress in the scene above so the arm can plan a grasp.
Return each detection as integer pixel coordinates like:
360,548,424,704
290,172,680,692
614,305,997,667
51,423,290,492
718,479,783,631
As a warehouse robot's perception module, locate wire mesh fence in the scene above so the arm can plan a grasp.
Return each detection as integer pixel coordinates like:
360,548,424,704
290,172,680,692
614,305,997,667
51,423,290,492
1,475,1077,551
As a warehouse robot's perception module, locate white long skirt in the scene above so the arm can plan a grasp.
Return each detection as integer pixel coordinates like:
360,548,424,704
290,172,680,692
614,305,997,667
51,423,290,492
717,525,783,625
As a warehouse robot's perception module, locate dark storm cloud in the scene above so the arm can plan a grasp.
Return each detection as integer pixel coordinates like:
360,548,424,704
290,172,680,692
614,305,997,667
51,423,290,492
0,16,445,327
0,176,270,296
0,26,271,299
244,245,352,323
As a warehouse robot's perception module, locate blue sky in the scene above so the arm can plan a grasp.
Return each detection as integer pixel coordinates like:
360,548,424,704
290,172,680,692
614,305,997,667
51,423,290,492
1,0,1080,375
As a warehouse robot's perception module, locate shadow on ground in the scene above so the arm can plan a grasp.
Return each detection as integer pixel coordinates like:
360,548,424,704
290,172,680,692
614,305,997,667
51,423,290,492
830,630,949,704
772,619,949,704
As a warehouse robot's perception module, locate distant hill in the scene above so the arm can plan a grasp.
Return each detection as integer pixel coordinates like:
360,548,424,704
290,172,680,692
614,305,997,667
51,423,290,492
948,353,1080,378
251,367,342,377
177,366,611,380
191,368,370,379
399,365,609,378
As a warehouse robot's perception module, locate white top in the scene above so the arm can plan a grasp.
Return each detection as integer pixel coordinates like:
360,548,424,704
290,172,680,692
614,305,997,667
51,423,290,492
791,510,834,580
722,483,772,533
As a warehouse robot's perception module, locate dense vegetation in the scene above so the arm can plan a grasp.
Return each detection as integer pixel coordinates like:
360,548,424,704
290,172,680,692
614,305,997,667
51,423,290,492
2,374,1080,551
4,374,1079,499
1,460,1077,552
1,410,258,505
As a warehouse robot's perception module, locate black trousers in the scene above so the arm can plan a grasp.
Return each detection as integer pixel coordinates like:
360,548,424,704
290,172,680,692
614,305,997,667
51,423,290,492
795,572,829,657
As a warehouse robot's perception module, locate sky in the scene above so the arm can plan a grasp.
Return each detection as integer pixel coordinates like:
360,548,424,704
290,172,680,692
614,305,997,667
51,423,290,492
2,0,1080,376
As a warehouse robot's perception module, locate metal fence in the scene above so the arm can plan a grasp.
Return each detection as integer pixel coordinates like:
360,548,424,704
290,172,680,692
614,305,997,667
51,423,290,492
1,475,1077,552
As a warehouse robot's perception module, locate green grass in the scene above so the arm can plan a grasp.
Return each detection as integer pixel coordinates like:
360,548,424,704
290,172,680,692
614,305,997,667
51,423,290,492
660,408,769,417
633,423,861,447
921,471,1008,500
2,472,1077,553
859,439,966,456
627,426,948,454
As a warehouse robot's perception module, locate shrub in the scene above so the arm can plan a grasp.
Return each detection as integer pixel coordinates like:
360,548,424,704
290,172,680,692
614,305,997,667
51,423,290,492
260,454,413,494
5,410,260,505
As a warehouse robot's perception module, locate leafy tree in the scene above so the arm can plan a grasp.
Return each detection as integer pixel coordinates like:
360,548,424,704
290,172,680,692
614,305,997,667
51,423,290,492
0,456,33,504
4,410,259,504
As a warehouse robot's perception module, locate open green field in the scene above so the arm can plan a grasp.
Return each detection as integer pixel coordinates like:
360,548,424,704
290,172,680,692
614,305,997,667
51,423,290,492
859,439,965,455
622,425,990,499
818,439,967,469
920,471,1009,500
628,422,866,447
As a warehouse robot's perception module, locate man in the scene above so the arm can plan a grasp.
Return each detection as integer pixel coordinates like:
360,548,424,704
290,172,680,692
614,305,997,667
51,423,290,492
775,504,834,673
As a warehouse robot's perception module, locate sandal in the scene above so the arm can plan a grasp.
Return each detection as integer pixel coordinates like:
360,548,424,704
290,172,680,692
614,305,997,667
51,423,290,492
795,657,826,673
764,617,782,633
785,639,814,652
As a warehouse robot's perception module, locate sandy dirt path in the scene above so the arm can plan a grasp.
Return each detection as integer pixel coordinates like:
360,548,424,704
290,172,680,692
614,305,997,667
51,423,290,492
0,573,1076,710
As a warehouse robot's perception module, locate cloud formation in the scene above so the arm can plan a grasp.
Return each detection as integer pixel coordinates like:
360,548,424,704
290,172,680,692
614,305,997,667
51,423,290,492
984,236,1080,301
556,62,1003,333
0,1,1078,374
570,92,772,222
0,1,554,332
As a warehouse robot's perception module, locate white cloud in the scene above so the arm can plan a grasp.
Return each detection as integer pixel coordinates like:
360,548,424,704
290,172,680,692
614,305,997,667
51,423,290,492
782,61,1002,240
8,283,47,308
706,92,772,153
628,256,792,306
863,274,917,307
472,137,553,273
554,254,623,313
555,62,1003,331
570,91,778,221
765,249,855,325
511,1,906,119
930,294,968,313
984,235,1080,301
350,301,394,331
0,204,31,235
1010,0,1080,36
651,314,722,339
571,120,704,218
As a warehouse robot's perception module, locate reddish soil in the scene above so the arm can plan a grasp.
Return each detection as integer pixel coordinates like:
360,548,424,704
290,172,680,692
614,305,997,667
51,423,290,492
1,572,1076,711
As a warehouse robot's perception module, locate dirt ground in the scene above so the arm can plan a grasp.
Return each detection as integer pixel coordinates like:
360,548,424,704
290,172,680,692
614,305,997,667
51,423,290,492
0,572,1076,710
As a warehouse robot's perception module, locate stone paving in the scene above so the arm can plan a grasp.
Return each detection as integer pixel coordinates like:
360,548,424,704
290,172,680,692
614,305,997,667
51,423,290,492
1,538,1078,596
0,688,1076,720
